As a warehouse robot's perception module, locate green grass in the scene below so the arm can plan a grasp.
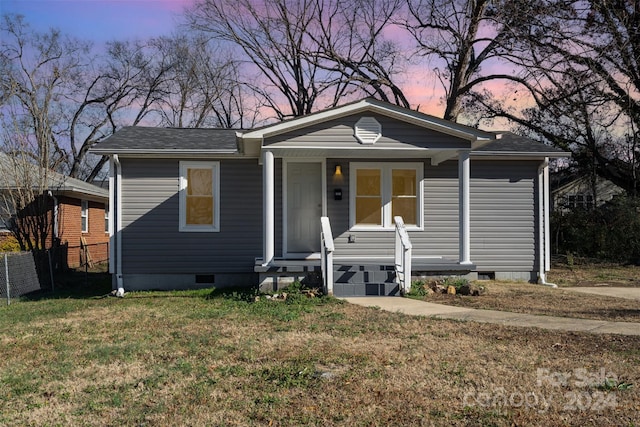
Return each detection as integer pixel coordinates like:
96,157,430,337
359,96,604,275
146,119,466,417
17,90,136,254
0,279,639,426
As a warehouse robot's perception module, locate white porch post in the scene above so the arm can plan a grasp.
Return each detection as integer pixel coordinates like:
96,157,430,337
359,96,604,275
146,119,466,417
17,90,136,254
543,158,551,272
263,150,275,265
459,150,471,265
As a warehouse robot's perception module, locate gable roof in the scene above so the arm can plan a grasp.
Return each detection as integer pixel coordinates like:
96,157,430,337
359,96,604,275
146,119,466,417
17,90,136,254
0,153,108,200
242,97,495,142
91,127,239,155
88,100,570,159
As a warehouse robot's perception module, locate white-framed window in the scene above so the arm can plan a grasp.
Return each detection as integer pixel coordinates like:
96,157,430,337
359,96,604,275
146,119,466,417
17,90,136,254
81,200,89,233
179,161,220,232
349,162,423,230
104,204,109,233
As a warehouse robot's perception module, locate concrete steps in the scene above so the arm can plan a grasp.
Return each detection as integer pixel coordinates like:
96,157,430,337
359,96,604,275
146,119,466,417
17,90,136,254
332,264,399,297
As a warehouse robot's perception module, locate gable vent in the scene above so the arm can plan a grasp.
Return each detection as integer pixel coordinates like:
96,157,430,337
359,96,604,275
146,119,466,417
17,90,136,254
354,117,381,145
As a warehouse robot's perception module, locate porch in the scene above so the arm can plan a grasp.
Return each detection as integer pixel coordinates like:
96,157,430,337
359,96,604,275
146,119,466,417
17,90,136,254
255,215,475,297
255,256,476,297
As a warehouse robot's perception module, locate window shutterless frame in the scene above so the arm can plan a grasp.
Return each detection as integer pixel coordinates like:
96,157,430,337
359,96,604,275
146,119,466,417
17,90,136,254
179,161,220,232
349,162,424,231
81,200,89,233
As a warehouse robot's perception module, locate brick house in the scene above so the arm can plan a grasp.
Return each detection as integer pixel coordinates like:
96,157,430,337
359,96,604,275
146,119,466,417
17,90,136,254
0,153,109,268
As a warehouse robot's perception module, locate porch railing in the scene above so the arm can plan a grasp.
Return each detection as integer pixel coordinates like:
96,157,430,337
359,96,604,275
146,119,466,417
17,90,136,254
320,216,334,296
394,216,413,295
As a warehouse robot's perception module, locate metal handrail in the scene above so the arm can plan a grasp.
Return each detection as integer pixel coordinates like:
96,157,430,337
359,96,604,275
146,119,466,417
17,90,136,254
320,216,334,296
394,216,412,295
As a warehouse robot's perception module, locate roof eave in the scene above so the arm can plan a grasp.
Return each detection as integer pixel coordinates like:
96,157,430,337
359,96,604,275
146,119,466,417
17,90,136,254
90,148,239,156
53,188,109,201
471,151,571,158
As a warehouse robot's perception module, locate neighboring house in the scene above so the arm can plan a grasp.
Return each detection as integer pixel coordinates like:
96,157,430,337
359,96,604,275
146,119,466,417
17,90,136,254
552,175,625,212
92,98,568,296
0,153,109,268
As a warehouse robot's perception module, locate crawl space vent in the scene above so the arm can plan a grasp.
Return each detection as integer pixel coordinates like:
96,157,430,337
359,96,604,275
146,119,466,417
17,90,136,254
354,117,381,144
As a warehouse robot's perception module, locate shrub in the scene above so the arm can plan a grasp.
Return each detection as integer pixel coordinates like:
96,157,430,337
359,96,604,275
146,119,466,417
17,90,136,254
408,280,430,297
442,277,469,290
552,195,640,263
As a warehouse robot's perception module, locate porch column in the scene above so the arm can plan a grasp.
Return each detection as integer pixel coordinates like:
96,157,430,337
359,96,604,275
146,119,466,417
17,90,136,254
263,150,275,265
543,158,551,272
459,150,471,265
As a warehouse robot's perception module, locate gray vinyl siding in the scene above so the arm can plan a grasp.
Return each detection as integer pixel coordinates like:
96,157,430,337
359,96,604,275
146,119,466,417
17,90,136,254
326,159,459,259
120,158,262,274
325,158,539,273
265,113,468,150
470,160,538,272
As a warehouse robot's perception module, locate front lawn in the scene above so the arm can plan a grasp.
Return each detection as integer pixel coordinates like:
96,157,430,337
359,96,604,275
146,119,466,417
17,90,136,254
1,284,638,426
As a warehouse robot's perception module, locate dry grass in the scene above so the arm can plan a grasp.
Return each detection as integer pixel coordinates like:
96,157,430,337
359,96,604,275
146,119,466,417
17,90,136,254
1,284,639,426
414,263,640,322
549,263,640,287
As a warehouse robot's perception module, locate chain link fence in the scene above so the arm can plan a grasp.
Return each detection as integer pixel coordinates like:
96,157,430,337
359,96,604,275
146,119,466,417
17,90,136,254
0,252,41,305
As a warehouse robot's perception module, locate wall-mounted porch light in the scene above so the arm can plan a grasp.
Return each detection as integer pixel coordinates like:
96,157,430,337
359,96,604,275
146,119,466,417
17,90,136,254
334,164,342,175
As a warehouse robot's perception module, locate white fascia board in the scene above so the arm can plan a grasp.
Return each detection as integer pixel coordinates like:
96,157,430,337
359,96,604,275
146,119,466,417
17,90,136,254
242,100,371,139
471,151,571,159
242,99,494,142
54,189,109,202
90,148,239,156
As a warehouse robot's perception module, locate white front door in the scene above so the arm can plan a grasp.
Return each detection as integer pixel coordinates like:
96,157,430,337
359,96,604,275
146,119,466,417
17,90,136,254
286,162,322,255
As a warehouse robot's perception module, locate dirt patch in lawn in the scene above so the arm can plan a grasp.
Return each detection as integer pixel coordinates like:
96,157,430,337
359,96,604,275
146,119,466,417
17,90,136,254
548,262,640,287
419,281,640,322
414,263,640,322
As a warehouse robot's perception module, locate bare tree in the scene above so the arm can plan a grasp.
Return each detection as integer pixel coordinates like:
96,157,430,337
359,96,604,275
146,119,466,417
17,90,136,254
0,128,55,252
1,15,162,180
153,34,259,129
76,38,178,181
0,14,88,174
472,0,640,195
402,0,540,122
309,0,410,108
186,0,411,119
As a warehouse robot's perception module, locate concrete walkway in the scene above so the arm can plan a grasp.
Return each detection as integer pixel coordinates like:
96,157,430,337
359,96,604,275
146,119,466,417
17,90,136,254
343,296,640,336
563,286,640,301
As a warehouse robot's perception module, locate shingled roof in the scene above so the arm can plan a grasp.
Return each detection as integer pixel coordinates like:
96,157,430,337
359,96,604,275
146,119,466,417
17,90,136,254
91,127,239,154
90,116,568,158
0,152,108,199
474,132,569,156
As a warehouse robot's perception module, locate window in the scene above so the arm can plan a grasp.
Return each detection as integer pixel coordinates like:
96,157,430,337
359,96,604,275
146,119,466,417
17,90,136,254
355,168,382,225
565,193,594,209
350,163,423,230
104,204,109,233
179,161,220,232
81,200,88,233
392,169,417,225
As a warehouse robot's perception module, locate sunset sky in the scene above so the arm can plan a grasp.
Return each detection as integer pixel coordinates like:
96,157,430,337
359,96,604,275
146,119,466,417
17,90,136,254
1,0,518,124
2,0,190,42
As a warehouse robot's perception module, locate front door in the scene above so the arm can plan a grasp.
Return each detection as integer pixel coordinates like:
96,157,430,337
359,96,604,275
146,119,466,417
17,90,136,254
286,162,322,255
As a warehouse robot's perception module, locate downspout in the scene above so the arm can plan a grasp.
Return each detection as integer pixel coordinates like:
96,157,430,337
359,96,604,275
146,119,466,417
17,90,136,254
46,190,58,286
47,191,58,240
112,155,125,297
538,158,557,287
